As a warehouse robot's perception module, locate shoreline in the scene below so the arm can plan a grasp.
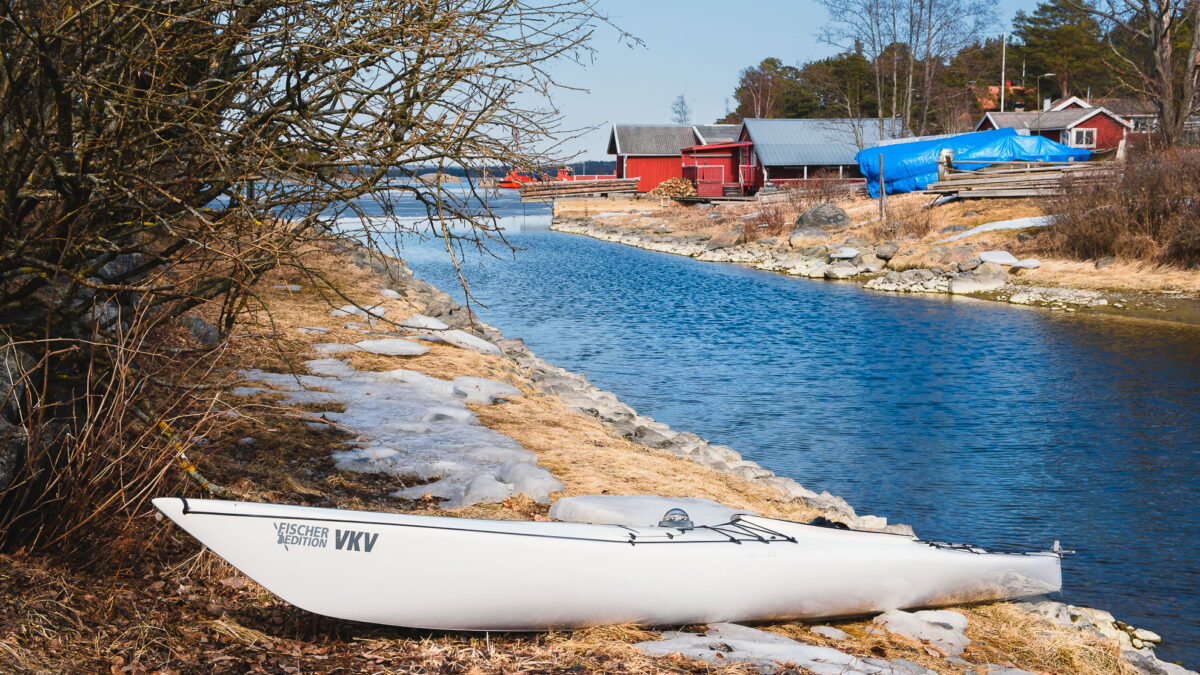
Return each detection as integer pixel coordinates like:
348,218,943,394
363,243,1191,672
548,201,1200,328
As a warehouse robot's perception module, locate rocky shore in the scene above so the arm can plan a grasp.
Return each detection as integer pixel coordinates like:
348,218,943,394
550,201,1200,324
324,243,1192,675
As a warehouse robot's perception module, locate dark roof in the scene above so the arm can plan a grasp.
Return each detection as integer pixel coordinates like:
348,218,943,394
607,125,701,156
739,118,911,166
695,124,740,144
1090,98,1158,117
977,108,1132,132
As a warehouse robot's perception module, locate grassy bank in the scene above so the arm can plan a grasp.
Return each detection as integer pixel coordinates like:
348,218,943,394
0,242,1138,673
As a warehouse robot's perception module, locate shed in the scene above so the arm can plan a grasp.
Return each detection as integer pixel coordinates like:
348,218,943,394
607,124,703,192
975,108,1131,150
736,118,910,190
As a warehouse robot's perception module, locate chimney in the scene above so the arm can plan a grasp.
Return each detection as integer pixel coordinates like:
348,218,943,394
1043,98,1051,111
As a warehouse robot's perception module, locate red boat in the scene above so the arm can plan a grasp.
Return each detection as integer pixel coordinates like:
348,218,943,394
498,170,535,189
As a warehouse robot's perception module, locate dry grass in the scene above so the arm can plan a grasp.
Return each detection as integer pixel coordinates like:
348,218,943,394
0,240,1153,674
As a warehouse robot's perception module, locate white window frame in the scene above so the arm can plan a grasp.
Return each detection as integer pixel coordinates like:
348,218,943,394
1072,127,1097,148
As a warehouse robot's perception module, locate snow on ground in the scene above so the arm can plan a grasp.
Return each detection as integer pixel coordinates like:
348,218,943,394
234,357,562,507
636,623,937,674
934,215,1055,244
549,495,755,527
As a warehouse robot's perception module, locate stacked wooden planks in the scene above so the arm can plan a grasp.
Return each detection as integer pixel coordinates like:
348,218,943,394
925,160,1115,199
518,177,640,200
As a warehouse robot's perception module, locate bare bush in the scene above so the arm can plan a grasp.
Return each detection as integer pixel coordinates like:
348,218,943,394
1038,150,1200,265
786,171,861,210
0,0,620,553
742,202,792,241
867,200,939,240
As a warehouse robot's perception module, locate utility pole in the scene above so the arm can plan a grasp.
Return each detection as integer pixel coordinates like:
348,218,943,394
1000,33,1007,113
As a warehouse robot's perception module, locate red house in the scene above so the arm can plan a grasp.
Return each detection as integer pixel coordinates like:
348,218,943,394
975,106,1131,150
607,124,738,192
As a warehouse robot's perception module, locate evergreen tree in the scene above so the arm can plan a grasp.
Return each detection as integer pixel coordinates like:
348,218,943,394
1012,0,1115,99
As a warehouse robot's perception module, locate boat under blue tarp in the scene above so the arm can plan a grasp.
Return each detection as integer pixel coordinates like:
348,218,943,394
856,129,1091,197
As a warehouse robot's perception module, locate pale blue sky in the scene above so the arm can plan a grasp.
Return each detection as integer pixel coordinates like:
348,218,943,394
549,0,1042,160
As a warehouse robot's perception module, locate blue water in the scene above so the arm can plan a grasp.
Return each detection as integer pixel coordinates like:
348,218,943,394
346,189,1200,664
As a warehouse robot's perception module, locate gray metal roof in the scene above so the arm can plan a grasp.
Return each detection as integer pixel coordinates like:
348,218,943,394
607,125,701,156
977,108,1131,131
740,118,911,166
694,124,740,144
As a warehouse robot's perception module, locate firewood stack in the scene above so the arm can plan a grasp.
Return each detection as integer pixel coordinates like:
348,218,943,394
649,178,698,197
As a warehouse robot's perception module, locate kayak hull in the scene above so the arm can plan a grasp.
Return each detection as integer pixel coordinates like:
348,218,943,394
154,498,1060,630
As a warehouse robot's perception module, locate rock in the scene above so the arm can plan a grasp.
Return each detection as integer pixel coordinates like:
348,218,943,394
452,377,522,404
959,258,981,272
1122,647,1198,675
940,224,969,233
789,225,830,246
873,609,970,656
273,284,303,291
354,338,429,356
1131,627,1162,644
797,203,852,231
1096,255,1116,269
829,247,859,260
799,244,830,260
179,316,219,346
812,625,850,640
854,253,886,273
399,313,449,330
844,237,871,248
806,262,829,278
0,419,27,493
948,262,1007,295
979,250,1020,265
1016,230,1040,242
1011,258,1041,269
875,241,900,260
940,244,976,265
705,225,746,250
825,261,860,279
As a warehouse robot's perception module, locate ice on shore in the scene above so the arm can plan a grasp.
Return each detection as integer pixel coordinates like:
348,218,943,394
637,623,929,674
935,215,1054,244
550,495,755,527
355,338,429,356
233,356,561,507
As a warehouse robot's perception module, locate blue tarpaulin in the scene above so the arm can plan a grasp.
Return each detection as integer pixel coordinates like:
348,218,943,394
855,128,1091,197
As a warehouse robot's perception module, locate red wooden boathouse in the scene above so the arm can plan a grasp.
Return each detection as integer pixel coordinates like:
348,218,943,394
607,124,738,192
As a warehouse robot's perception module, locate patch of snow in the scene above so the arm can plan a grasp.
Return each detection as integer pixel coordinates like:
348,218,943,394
452,377,522,404
399,313,449,330
549,495,755,527
331,303,387,319
238,359,562,507
978,250,1020,265
1011,258,1041,269
381,289,403,300
439,329,502,355
637,623,929,674
314,343,359,354
354,338,429,357
873,609,970,656
934,215,1054,244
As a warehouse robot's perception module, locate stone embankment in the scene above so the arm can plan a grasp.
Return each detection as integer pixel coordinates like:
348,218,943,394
339,244,1191,675
551,205,1121,313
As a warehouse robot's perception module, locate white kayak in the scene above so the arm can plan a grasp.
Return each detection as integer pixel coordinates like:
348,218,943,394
154,497,1061,630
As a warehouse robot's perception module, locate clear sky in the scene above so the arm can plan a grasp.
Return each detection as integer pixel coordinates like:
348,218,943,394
547,0,1043,161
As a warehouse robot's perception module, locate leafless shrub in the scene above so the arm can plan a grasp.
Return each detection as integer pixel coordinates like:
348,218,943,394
1038,150,1200,265
0,0,622,554
867,200,939,240
786,171,860,210
742,202,791,241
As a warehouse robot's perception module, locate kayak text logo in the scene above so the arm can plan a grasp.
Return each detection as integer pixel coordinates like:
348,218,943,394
334,529,379,553
273,522,329,551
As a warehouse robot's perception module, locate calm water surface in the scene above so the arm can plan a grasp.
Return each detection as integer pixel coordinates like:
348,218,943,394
351,191,1200,664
